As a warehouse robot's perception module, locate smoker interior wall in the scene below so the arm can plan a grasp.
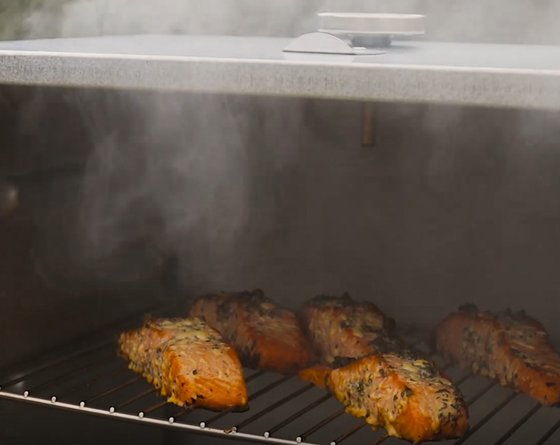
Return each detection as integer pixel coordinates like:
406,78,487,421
2,86,560,371
2,86,560,443
177,98,560,341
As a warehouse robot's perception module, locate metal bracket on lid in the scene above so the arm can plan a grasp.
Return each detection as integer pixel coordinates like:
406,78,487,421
283,32,386,56
283,13,425,56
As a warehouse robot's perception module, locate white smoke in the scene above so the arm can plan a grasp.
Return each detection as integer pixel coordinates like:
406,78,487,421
25,0,322,39
19,0,560,45
9,0,560,337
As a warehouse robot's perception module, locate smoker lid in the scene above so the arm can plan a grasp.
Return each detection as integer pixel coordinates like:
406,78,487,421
0,35,560,110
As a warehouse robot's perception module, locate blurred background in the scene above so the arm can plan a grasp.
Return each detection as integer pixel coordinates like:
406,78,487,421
1,0,560,45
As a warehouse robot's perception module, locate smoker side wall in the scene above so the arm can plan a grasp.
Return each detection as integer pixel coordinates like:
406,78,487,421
0,87,165,370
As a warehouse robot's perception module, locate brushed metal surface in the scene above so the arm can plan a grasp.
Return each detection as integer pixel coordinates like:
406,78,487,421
0,36,559,109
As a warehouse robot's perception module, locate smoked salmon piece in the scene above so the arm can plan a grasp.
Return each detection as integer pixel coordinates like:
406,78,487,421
298,293,404,364
300,355,469,443
119,317,248,410
190,289,310,374
436,304,560,406
299,294,469,442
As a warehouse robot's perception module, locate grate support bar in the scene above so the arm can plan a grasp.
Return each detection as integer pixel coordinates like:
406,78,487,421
297,408,346,442
0,391,313,445
493,403,542,445
234,383,314,432
330,421,368,445
454,392,518,445
27,355,117,394
113,388,155,411
534,418,560,445
141,400,168,417
371,434,389,445
1,342,113,389
171,406,196,421
454,373,473,386
86,375,143,404
2,323,560,445
58,365,129,400
465,381,496,406
266,394,332,436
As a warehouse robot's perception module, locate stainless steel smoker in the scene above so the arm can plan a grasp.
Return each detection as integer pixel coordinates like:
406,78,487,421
1,7,560,445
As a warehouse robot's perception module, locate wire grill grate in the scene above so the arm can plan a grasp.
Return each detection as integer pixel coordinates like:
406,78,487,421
1,334,560,445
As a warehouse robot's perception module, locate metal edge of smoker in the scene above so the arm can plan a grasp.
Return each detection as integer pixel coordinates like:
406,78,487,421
0,36,559,110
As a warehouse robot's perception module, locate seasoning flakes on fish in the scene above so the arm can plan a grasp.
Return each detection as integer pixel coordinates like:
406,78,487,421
300,355,468,443
299,293,469,442
437,303,560,406
298,293,404,364
118,317,248,409
190,289,311,374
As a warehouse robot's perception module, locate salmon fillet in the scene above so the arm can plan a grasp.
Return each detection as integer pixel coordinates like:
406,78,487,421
298,293,404,365
299,294,469,441
189,289,311,374
118,317,248,410
300,355,469,443
436,303,560,406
